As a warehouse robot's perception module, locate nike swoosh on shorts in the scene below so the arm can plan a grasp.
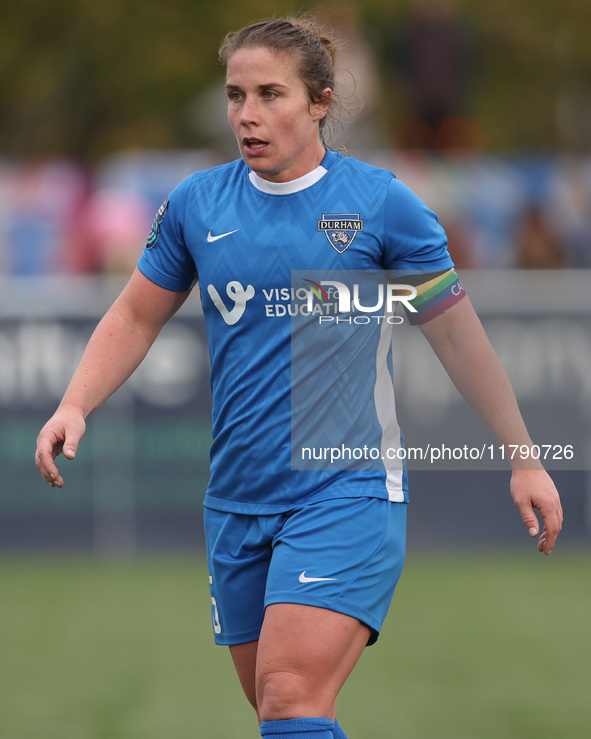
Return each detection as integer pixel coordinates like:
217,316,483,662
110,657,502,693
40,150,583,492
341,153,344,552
298,571,338,583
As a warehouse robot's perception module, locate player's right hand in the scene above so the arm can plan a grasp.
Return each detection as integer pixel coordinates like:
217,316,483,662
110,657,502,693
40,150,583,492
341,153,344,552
35,409,86,488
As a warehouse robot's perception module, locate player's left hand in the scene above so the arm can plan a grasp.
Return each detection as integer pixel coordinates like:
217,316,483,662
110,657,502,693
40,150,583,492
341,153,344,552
510,469,563,554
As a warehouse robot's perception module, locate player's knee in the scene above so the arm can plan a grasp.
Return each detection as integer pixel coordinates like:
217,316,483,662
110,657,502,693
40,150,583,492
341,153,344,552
257,669,311,721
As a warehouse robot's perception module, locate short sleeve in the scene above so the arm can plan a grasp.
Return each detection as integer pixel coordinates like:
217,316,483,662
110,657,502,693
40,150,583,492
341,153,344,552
137,178,198,292
381,177,467,323
382,177,454,273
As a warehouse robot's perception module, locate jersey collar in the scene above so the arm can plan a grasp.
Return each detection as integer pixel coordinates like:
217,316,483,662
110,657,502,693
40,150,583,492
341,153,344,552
248,150,337,195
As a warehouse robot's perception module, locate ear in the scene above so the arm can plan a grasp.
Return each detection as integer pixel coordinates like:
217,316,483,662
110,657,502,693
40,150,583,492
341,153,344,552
311,87,332,121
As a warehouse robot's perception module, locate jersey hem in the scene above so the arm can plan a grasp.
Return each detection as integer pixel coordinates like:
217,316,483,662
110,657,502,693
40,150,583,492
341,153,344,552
203,485,409,514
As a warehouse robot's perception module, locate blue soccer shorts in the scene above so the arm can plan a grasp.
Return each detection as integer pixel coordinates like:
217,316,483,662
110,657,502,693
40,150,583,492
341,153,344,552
204,496,407,646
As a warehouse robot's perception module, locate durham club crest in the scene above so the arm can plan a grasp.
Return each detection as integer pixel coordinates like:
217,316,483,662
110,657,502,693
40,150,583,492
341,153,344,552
317,213,364,253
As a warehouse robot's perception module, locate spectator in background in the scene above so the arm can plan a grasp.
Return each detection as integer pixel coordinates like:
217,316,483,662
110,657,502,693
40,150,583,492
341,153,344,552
2,157,87,275
72,189,154,275
378,0,485,151
515,204,566,269
548,158,591,267
444,217,478,269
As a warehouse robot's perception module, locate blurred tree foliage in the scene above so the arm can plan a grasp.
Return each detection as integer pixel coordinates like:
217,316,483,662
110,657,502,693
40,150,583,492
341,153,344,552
1,0,590,159
366,0,591,151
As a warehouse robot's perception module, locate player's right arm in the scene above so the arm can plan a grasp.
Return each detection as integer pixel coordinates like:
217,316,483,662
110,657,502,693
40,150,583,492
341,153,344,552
35,268,192,487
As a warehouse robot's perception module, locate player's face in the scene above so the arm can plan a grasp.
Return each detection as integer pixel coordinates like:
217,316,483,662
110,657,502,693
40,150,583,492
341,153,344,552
225,46,331,183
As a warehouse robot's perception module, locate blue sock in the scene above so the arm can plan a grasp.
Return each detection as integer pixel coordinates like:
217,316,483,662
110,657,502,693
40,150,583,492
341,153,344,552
260,717,334,738
333,718,348,738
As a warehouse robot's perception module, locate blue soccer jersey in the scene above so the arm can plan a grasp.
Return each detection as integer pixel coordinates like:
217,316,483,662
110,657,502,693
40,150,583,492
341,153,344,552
137,149,457,514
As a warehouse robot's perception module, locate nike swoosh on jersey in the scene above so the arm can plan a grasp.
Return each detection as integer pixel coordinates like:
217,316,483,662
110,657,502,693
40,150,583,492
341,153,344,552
207,229,239,242
298,571,338,583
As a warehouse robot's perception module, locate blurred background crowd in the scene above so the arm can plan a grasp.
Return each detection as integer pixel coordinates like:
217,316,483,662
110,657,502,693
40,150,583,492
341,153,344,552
2,0,591,275
2,150,589,276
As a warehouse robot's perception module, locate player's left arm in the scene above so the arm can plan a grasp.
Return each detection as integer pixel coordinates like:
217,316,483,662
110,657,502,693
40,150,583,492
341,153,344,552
419,296,563,554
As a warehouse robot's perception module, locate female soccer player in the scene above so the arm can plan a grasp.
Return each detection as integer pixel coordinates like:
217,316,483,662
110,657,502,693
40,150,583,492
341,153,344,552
36,16,563,739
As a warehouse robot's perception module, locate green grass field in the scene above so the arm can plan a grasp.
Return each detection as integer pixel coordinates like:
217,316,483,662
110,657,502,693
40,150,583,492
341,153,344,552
1,550,589,739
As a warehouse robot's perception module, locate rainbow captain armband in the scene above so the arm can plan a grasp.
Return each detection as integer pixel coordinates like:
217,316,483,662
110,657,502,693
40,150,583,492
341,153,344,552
403,268,466,325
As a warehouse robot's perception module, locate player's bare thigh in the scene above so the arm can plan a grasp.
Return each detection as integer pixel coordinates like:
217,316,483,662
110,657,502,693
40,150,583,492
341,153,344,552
230,603,370,721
